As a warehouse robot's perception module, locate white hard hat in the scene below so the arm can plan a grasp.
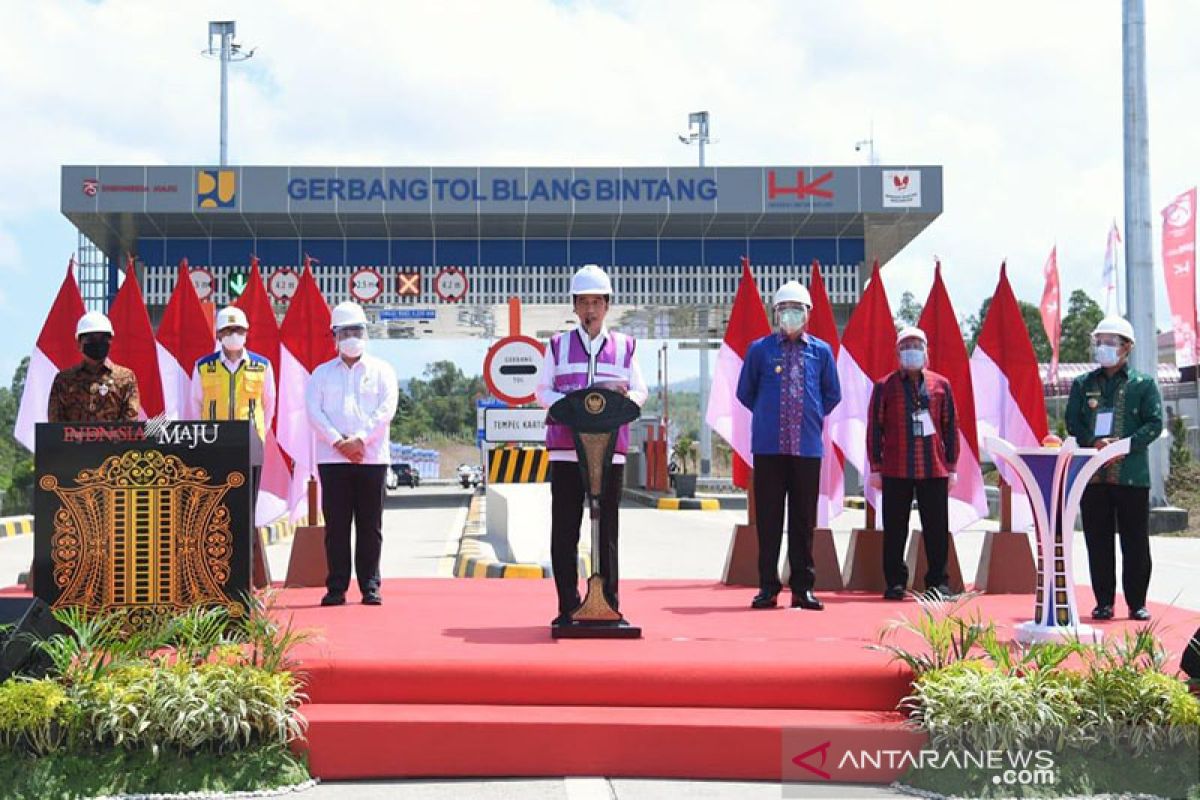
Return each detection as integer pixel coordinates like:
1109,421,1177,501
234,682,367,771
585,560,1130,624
216,306,249,331
330,301,368,330
75,311,113,338
896,326,928,346
773,280,812,308
570,264,613,296
1092,315,1135,344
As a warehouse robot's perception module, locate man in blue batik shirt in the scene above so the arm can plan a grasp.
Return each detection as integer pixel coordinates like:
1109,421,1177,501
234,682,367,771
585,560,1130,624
736,280,841,611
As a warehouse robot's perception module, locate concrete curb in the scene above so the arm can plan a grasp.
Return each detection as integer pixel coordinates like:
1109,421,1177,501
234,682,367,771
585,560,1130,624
454,492,581,579
259,518,296,545
656,497,721,511
0,515,33,538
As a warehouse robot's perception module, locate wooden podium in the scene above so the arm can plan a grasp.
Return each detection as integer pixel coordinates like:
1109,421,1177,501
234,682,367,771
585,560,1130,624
33,421,259,623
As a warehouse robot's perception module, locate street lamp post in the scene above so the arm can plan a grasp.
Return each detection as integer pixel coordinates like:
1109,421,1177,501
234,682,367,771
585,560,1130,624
679,112,714,476
203,21,255,167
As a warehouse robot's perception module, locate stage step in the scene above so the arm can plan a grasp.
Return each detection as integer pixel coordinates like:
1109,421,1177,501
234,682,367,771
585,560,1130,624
299,702,925,783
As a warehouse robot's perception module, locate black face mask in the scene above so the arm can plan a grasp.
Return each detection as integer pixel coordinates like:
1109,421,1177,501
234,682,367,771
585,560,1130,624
82,339,110,362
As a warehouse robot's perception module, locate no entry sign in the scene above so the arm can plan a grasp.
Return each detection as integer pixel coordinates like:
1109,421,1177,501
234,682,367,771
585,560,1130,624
483,335,545,406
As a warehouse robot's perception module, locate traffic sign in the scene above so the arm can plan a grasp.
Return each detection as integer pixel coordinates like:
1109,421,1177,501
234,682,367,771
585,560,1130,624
483,335,545,406
476,397,506,444
189,267,214,302
350,267,384,303
227,270,249,300
484,408,546,443
397,271,421,297
379,308,436,321
434,266,468,303
268,267,299,304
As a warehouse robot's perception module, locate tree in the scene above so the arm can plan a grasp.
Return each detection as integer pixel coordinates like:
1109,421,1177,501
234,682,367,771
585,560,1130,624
1059,290,1105,363
964,296,1054,362
895,291,923,328
392,360,488,441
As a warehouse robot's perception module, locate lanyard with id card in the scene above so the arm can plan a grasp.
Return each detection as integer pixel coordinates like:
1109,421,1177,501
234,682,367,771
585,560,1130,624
905,376,935,438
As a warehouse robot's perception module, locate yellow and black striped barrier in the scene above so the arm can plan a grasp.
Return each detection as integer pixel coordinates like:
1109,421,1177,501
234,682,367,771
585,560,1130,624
0,515,33,538
656,498,721,511
487,446,550,483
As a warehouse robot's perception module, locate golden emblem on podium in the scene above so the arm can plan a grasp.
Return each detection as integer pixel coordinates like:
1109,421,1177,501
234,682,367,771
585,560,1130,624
39,450,246,624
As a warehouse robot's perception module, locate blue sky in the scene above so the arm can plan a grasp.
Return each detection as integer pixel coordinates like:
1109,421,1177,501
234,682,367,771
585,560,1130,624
2,1,1199,386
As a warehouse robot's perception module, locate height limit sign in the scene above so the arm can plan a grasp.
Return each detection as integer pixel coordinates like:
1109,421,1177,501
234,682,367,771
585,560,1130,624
483,335,545,406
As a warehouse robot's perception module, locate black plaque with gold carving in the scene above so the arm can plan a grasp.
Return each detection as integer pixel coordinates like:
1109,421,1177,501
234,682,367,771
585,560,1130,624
548,387,642,639
33,421,259,628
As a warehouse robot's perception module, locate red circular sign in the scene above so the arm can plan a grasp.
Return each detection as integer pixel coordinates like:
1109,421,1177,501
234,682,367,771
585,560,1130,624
189,267,215,302
483,335,546,406
434,266,469,303
350,267,384,303
267,267,299,304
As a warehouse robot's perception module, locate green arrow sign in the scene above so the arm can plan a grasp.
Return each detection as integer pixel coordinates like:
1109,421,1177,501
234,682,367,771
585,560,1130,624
228,271,249,299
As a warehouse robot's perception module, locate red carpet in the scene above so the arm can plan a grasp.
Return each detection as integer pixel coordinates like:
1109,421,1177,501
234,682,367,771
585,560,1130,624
275,580,1200,783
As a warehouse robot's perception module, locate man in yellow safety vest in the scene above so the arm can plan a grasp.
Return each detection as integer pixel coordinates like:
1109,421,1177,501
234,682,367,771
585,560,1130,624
188,306,275,437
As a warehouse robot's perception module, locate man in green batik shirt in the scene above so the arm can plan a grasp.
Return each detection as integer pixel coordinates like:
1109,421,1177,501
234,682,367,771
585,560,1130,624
1065,315,1163,623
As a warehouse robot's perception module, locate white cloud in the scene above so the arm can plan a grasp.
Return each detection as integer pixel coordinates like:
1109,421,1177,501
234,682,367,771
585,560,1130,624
0,0,1198,380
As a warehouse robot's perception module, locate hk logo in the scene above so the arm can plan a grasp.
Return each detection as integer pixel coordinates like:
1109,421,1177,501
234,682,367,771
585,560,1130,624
893,174,910,190
197,169,237,209
792,741,832,780
1166,195,1193,228
82,178,99,197
768,169,834,201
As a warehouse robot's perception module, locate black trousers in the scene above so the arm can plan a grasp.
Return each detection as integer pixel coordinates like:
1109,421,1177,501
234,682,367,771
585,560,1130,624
753,455,821,594
550,461,624,615
318,463,387,595
1081,483,1152,610
882,477,949,590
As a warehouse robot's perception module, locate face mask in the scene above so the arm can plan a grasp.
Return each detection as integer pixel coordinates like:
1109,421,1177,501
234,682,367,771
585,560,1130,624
338,337,366,358
1094,344,1120,367
82,339,110,362
778,308,808,334
220,333,246,351
899,349,926,370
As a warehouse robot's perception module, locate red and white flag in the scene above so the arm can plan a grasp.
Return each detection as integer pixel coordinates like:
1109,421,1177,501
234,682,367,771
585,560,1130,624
14,259,87,451
806,260,845,526
829,261,894,511
109,257,165,419
1039,247,1062,384
1162,188,1198,368
919,263,986,531
156,259,213,420
970,263,1050,530
235,256,290,525
705,256,771,489
1103,220,1122,315
277,259,335,521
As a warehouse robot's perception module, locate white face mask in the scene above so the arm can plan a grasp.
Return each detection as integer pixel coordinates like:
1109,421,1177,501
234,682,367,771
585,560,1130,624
778,307,809,335
338,337,366,358
1094,344,1120,367
220,332,246,352
899,348,926,370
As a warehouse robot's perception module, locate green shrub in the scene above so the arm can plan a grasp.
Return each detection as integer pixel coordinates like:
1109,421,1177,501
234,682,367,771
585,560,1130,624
0,679,71,755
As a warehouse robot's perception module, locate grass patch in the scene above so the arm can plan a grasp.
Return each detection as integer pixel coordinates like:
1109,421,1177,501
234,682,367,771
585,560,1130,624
0,743,310,800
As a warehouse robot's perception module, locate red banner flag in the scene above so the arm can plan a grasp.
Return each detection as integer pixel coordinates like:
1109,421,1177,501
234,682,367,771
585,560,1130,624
1039,247,1061,383
805,260,845,526
109,256,165,419
1162,188,1198,368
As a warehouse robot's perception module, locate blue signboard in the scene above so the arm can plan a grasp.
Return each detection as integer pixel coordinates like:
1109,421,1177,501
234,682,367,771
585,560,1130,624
379,308,436,321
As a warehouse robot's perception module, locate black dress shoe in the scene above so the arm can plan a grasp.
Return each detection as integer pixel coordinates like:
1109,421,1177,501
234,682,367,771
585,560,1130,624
1129,607,1152,622
791,591,824,611
320,591,346,607
883,585,906,601
1091,604,1114,620
750,591,779,609
362,591,383,606
550,613,575,626
928,584,955,600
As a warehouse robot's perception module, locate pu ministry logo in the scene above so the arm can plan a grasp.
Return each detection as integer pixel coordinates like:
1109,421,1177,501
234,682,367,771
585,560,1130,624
197,168,237,209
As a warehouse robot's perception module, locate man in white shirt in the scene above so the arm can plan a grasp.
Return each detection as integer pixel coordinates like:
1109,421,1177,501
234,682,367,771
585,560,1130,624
534,265,648,625
305,301,399,607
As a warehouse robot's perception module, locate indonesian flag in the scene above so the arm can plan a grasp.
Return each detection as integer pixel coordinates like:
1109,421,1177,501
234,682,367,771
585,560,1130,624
156,259,213,420
918,263,986,531
705,256,771,489
235,257,290,525
970,263,1049,531
1039,247,1061,384
109,256,165,419
14,258,87,451
829,261,894,511
806,260,845,526
277,259,334,521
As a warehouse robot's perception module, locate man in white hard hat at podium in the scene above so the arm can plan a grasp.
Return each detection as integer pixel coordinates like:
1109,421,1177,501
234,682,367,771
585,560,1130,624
736,280,841,611
48,311,141,422
306,301,399,607
535,265,648,625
